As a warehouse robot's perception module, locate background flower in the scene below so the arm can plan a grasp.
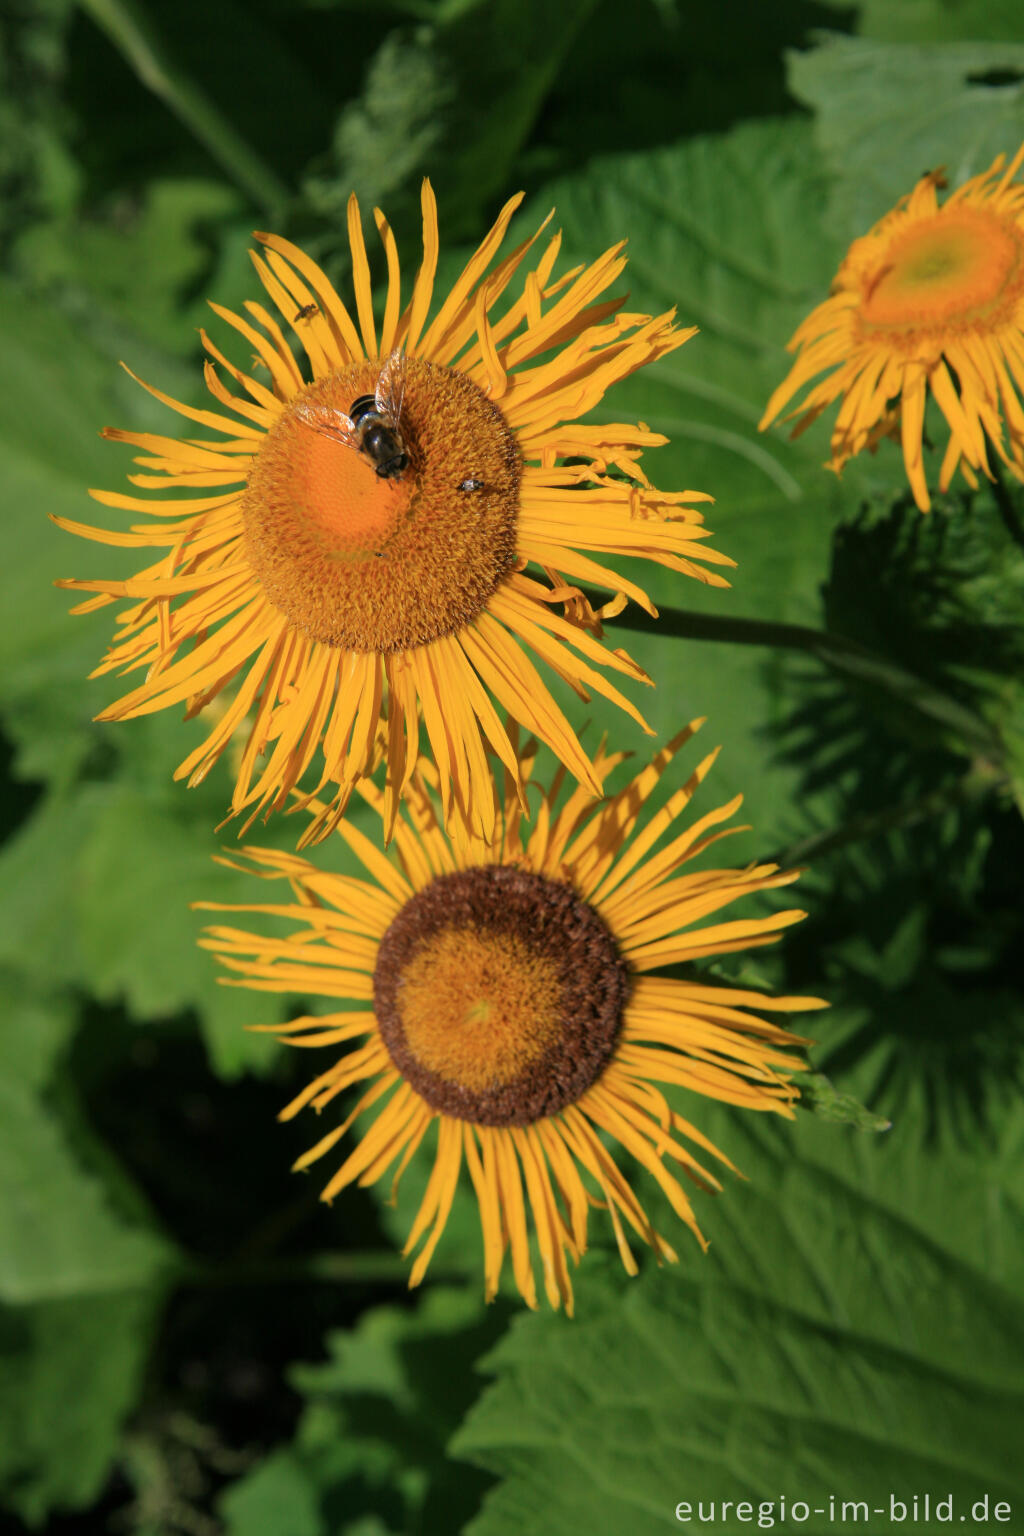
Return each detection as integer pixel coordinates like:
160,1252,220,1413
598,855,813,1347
199,725,822,1312
760,146,1024,512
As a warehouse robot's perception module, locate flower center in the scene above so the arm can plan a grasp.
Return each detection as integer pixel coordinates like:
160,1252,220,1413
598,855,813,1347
243,357,521,653
373,866,629,1126
859,205,1024,333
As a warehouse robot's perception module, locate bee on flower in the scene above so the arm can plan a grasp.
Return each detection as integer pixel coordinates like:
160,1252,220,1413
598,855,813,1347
57,184,731,844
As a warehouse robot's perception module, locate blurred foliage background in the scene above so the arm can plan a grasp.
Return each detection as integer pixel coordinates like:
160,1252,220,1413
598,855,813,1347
2,0,1024,1532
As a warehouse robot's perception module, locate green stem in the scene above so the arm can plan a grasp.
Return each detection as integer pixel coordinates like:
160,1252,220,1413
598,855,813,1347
603,600,1002,760
174,1249,457,1287
79,0,290,215
990,459,1024,551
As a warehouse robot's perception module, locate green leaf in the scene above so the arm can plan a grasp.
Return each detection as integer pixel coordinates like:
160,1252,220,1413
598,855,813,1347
540,114,850,517
0,274,185,790
0,990,169,1522
851,0,1024,45
0,991,171,1306
74,787,268,1021
0,785,278,1074
452,1105,1024,1536
788,34,1024,239
792,1070,892,1131
500,117,872,847
0,793,100,990
218,1451,324,1536
0,0,77,259
13,176,251,358
0,1287,163,1526
302,0,600,251
220,1287,506,1536
780,808,1024,1150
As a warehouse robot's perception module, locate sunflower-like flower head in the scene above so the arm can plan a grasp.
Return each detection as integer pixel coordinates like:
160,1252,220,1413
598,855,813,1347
760,145,1024,511
59,184,731,843
199,723,824,1313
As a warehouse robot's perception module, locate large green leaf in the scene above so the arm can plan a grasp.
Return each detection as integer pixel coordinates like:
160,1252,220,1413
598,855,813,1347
0,780,292,1075
539,114,854,519
452,1104,1024,1535
0,0,76,259
788,34,1024,239
0,274,197,787
850,0,1024,44
493,118,884,848
0,1288,163,1526
0,992,171,1305
0,991,170,1523
302,0,600,256
13,176,253,359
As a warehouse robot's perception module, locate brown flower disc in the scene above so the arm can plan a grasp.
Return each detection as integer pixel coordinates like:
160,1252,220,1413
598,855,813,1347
373,865,630,1126
243,357,521,652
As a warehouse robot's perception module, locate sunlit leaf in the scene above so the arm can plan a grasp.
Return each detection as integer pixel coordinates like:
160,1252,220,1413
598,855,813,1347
788,34,1024,238
454,1105,1024,1535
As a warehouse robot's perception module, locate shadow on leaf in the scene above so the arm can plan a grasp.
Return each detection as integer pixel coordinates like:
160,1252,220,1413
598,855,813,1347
771,494,1024,1147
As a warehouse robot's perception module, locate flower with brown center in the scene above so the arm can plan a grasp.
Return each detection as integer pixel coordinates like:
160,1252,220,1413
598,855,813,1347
57,184,731,843
198,722,824,1313
760,146,1024,511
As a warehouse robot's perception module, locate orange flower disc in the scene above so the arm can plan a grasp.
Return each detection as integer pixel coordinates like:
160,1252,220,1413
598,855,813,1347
243,357,521,652
859,206,1023,336
373,865,628,1125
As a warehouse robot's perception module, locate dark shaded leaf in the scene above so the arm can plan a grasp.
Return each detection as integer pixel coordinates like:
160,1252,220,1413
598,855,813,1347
220,1287,508,1536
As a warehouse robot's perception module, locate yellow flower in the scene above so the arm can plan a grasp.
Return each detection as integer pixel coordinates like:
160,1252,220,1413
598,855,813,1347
198,722,823,1313
58,184,730,844
760,146,1024,511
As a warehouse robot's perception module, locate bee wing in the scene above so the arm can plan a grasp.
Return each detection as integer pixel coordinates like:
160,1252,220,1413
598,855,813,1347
294,400,360,449
375,349,408,427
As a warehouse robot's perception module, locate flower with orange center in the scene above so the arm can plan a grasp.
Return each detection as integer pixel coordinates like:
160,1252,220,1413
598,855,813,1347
760,145,1024,511
57,183,730,844
198,722,824,1313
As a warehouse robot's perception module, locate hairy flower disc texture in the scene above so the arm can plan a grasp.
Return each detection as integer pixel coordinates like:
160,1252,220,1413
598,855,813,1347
58,182,731,844
760,145,1024,511
198,722,825,1314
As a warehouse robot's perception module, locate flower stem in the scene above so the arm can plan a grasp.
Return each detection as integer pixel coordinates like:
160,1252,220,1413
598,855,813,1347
606,601,1003,760
79,0,290,215
174,1249,458,1287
